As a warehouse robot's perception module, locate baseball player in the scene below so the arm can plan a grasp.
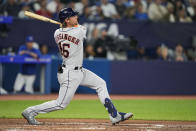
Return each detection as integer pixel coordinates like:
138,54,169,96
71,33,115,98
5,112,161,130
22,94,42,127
13,36,41,94
22,8,133,125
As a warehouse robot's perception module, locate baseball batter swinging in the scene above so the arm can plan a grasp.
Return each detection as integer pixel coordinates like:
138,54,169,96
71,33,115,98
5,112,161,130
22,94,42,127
22,8,133,125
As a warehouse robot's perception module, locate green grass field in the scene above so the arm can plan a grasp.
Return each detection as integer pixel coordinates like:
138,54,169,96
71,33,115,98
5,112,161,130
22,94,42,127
0,99,196,121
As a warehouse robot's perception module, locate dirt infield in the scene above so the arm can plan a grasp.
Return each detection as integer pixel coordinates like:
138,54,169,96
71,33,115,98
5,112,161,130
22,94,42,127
0,118,196,131
1,94,196,131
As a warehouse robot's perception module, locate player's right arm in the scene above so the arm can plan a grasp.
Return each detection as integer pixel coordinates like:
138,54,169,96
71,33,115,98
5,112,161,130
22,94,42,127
18,45,40,59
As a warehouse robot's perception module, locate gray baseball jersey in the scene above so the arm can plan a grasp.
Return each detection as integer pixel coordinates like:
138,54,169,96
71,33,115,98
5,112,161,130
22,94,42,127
54,25,86,67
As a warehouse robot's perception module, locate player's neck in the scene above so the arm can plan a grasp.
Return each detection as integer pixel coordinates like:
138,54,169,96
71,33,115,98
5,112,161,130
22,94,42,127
65,23,78,28
62,25,73,28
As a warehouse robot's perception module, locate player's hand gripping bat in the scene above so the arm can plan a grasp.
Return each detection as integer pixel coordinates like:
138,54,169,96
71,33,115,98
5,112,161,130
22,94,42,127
24,11,62,27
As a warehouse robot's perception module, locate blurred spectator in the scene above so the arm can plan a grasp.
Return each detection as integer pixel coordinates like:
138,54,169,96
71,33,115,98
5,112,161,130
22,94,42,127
161,0,169,6
137,46,146,59
68,1,75,10
0,24,9,38
187,0,196,17
135,3,148,20
107,35,129,60
156,46,162,59
80,4,104,20
7,46,15,56
134,0,148,12
88,28,100,45
187,36,196,61
85,44,95,59
173,0,186,17
165,2,176,22
0,0,10,38
81,6,93,20
127,36,146,60
123,0,135,8
192,5,196,22
47,0,64,19
115,0,126,18
146,0,153,10
36,0,52,18
60,0,73,4
91,5,104,20
18,4,32,18
160,46,169,61
108,51,128,60
4,0,21,17
173,44,187,61
94,30,109,58
13,36,41,94
74,0,89,15
177,8,192,22
40,44,48,55
148,0,168,21
100,0,120,19
0,0,194,24
0,0,6,16
125,7,136,20
28,0,41,12
158,45,172,61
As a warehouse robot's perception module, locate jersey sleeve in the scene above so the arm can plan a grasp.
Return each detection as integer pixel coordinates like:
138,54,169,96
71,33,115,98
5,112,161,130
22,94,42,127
110,4,118,15
79,25,87,39
54,29,59,44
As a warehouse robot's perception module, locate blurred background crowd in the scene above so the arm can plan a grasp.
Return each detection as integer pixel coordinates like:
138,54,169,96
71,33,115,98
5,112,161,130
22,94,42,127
1,0,196,61
1,0,196,22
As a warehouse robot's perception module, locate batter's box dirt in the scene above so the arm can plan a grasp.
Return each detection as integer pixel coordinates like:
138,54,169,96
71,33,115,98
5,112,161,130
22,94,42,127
0,119,196,131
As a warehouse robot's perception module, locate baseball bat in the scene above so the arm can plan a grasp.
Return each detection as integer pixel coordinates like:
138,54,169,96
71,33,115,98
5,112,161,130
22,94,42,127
24,11,62,26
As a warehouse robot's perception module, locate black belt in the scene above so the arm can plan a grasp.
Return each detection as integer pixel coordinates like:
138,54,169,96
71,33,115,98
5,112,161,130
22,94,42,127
62,64,82,70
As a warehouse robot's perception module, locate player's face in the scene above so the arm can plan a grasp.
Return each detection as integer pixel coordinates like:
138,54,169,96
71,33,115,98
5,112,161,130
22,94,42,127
66,15,78,27
26,42,33,49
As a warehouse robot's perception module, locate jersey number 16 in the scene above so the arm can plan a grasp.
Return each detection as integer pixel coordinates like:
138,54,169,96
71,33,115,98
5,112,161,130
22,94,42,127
58,42,70,58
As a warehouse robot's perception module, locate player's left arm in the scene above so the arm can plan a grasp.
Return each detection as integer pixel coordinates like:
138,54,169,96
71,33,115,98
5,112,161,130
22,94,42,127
78,25,87,39
28,52,38,59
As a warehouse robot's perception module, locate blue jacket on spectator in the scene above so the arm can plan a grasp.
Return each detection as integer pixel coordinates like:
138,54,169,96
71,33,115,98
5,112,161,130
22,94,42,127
18,36,41,75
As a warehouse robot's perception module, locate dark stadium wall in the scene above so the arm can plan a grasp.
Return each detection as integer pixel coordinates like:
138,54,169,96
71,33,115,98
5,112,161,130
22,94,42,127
2,59,196,95
110,61,196,95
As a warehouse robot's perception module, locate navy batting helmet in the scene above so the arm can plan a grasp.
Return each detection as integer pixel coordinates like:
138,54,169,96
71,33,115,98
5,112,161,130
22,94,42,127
59,8,79,23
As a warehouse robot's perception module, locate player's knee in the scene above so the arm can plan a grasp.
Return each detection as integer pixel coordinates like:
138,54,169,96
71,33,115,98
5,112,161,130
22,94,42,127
100,79,107,88
59,105,65,110
56,101,68,110
96,79,107,92
56,104,65,110
58,103,69,110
